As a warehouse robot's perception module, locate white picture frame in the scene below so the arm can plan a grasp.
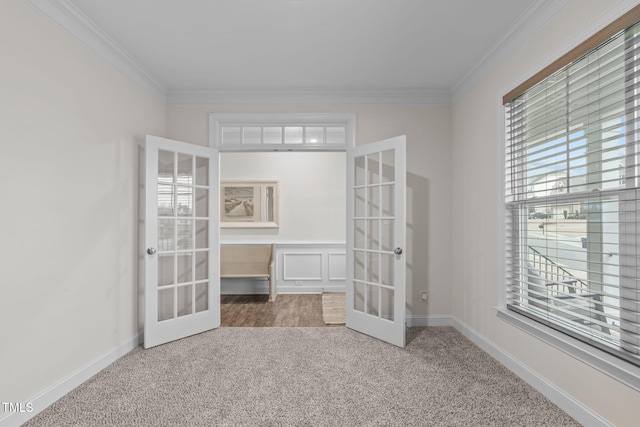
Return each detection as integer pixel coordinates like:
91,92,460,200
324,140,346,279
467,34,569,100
220,180,278,228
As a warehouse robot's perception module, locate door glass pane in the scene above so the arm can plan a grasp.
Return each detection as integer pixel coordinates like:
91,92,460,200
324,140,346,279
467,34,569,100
195,282,208,313
366,284,379,316
195,251,208,281
354,281,365,312
367,219,379,250
158,219,175,252
367,252,379,283
381,184,394,217
244,127,262,145
195,220,208,249
327,127,345,145
177,153,193,186
354,188,366,217
195,157,209,186
380,287,394,321
367,153,380,184
177,186,193,216
381,253,394,287
195,188,208,217
354,250,365,281
264,127,282,144
158,254,174,287
177,254,193,284
158,184,174,216
355,156,366,186
305,127,323,144
354,219,365,249
158,150,174,183
177,220,193,250
381,220,394,252
177,285,193,317
381,149,395,183
368,186,380,217
284,127,303,144
222,127,241,145
158,288,174,321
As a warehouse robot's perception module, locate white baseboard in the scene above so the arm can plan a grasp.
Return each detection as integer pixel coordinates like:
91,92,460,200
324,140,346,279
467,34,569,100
221,278,345,296
405,315,454,327
0,332,143,427
446,316,612,427
278,285,346,294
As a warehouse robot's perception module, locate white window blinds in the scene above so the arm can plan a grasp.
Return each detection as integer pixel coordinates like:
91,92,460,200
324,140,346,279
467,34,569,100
504,22,640,366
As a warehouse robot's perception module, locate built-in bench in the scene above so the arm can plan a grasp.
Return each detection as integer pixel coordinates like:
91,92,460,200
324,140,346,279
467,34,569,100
220,244,276,302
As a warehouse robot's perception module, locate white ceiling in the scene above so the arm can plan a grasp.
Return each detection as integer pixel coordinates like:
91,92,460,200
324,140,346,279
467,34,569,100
50,0,545,103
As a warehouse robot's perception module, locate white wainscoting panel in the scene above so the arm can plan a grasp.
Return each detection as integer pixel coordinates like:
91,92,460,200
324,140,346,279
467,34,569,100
283,253,323,280
277,242,346,293
328,252,347,281
219,242,346,295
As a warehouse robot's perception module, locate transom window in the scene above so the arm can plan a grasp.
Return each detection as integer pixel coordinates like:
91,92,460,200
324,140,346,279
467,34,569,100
209,113,355,151
504,20,640,366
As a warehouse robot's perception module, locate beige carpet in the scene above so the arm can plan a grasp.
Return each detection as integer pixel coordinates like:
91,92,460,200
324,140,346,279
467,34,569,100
322,292,346,324
23,327,579,426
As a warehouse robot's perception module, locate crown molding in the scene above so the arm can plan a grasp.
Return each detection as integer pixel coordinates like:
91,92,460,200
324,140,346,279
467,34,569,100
24,0,167,103
33,0,625,108
453,0,640,104
166,88,452,106
497,0,640,103
23,0,451,107
451,0,571,104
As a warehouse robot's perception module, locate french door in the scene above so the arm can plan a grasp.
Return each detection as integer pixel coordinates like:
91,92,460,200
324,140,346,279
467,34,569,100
346,136,406,347
144,135,220,349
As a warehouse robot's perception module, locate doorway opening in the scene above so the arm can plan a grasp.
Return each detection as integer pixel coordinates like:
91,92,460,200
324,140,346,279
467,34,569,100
219,150,347,327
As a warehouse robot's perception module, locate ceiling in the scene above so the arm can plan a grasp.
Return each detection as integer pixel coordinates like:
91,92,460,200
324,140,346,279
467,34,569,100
52,0,543,103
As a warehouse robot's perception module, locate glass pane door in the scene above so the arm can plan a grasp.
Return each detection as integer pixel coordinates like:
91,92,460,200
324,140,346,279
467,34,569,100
156,150,211,321
144,136,219,349
347,136,406,347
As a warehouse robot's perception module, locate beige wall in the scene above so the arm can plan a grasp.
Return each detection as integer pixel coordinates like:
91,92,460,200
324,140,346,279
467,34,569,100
220,151,346,243
451,0,640,425
166,105,453,317
0,0,165,408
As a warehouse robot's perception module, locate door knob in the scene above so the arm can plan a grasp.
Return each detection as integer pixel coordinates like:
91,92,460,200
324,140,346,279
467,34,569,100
394,247,403,255
147,247,157,255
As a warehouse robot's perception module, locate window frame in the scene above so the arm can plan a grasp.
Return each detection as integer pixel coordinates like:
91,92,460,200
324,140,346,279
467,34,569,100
498,104,640,392
499,10,640,389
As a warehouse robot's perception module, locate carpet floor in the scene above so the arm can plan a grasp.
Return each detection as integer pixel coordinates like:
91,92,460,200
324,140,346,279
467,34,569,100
24,327,579,426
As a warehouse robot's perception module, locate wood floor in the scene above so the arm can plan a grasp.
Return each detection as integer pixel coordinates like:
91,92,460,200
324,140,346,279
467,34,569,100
221,294,340,327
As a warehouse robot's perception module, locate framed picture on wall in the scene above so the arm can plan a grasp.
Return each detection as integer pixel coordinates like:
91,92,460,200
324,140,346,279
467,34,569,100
220,180,278,228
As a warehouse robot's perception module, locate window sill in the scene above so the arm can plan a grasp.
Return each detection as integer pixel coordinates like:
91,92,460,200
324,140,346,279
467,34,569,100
496,307,640,392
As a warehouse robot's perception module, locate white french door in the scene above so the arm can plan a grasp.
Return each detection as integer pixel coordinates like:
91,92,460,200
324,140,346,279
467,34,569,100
144,135,220,349
346,136,406,347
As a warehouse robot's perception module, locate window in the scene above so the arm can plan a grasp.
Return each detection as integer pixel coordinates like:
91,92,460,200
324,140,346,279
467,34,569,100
209,113,355,151
504,19,640,366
